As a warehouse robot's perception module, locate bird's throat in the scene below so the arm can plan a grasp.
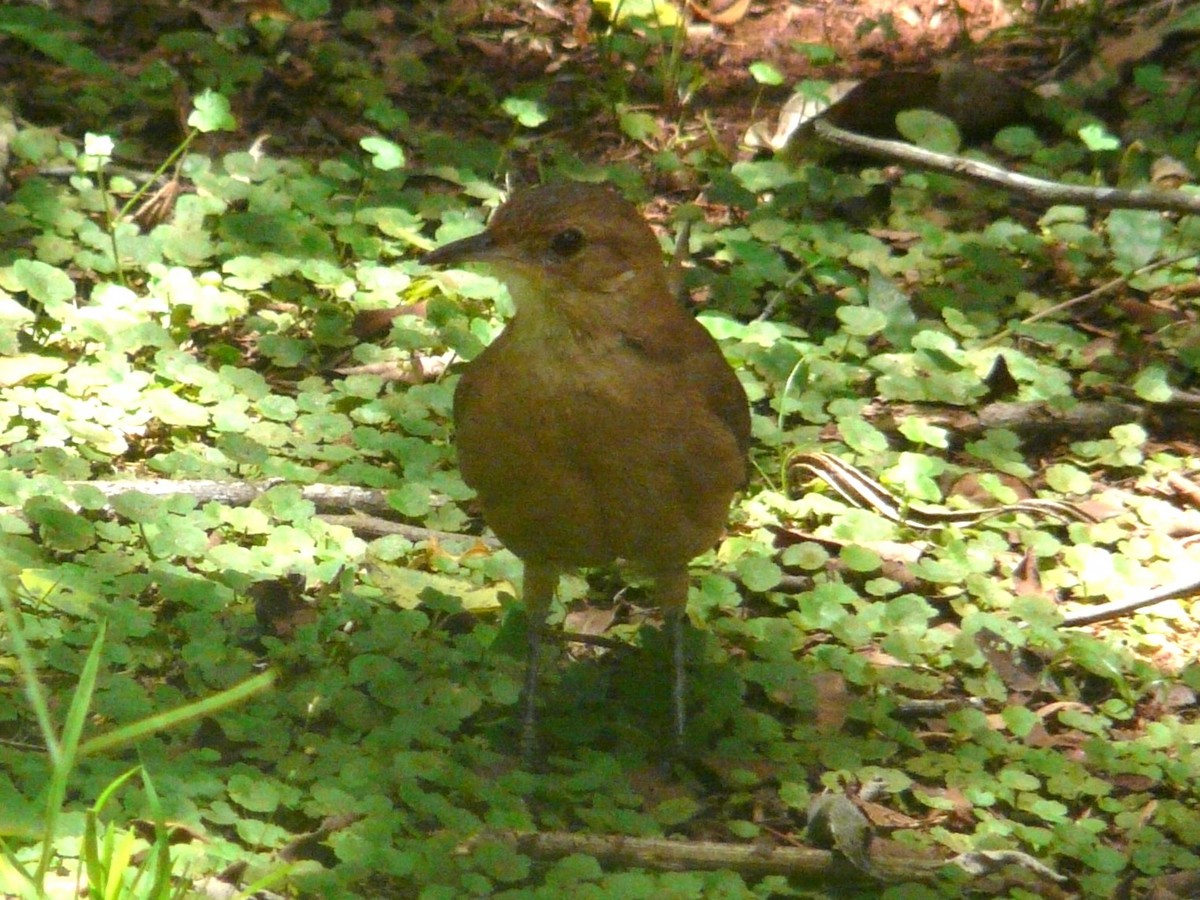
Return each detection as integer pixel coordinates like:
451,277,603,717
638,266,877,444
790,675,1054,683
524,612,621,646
504,285,627,352
503,309,606,362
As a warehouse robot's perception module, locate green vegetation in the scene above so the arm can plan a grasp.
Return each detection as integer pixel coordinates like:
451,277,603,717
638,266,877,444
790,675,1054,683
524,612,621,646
0,2,1198,897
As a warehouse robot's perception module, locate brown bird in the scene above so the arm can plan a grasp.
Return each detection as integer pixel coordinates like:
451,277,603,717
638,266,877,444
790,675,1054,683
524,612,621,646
423,182,750,757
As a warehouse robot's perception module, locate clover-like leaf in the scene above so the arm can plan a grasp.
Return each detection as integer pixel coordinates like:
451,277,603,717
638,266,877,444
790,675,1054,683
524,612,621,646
187,89,236,133
360,135,406,171
501,96,549,129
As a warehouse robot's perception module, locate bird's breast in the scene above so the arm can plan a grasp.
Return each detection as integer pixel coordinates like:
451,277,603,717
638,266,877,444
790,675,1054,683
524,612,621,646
453,331,745,571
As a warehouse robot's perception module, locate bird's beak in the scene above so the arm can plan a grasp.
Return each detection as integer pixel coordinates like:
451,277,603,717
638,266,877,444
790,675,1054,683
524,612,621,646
422,230,496,267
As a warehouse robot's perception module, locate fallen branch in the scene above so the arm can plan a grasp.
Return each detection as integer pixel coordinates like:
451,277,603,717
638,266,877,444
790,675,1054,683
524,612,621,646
813,118,1200,215
459,829,892,884
59,478,407,517
35,474,1196,629
456,830,1066,893
863,398,1146,446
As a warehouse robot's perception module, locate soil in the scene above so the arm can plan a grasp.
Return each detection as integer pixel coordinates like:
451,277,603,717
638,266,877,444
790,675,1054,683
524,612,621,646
0,0,1099,171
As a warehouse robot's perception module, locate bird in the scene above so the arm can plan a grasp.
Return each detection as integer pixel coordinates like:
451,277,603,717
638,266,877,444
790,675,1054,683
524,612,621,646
422,182,750,759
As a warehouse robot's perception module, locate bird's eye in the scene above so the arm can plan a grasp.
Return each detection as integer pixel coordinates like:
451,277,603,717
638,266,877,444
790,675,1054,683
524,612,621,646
548,227,585,259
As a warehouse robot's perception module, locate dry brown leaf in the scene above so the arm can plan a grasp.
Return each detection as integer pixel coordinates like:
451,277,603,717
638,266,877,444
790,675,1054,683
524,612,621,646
812,670,850,734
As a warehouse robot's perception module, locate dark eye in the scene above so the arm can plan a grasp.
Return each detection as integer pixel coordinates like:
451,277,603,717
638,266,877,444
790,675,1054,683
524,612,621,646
548,227,585,259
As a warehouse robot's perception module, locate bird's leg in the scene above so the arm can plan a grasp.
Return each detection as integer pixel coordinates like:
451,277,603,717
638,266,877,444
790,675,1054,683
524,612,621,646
520,561,559,765
668,605,686,745
657,570,691,752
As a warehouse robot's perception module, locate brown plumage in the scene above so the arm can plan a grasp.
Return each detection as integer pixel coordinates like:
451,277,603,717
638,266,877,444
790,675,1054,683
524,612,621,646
423,182,750,757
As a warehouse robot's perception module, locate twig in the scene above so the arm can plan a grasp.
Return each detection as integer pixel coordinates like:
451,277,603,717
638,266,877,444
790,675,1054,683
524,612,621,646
1060,573,1200,627
318,513,495,547
990,251,1199,343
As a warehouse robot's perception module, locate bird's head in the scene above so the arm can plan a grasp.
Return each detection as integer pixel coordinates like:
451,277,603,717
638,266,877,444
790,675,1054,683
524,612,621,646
423,182,674,336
